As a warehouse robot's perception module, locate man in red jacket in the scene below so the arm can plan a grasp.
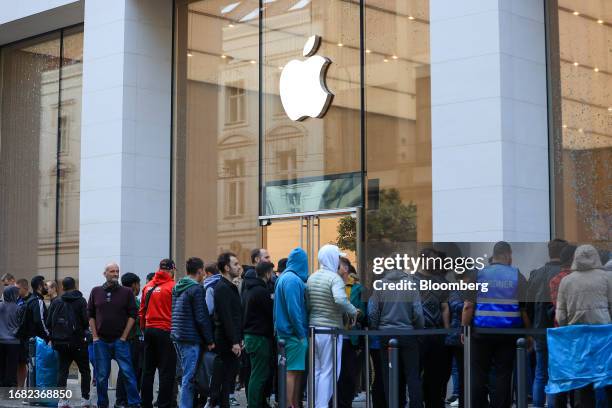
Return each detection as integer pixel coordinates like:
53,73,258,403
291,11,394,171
139,259,176,408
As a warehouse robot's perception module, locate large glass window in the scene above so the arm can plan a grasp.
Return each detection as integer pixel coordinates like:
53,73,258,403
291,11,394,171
173,0,260,265
552,1,611,244
0,26,83,283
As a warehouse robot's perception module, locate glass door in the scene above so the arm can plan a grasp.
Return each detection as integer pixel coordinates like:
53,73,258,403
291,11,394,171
261,209,360,275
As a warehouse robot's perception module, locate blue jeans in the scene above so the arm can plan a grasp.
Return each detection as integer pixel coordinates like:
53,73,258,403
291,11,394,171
176,342,200,408
451,356,460,396
93,339,141,408
533,344,552,407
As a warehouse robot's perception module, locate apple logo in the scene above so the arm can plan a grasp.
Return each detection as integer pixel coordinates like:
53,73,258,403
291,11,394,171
279,35,334,121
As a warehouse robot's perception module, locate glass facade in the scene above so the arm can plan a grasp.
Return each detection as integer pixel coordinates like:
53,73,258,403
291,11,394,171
0,26,83,283
173,0,432,267
551,0,611,245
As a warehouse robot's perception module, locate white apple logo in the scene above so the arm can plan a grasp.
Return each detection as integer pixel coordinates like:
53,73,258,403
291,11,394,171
280,35,334,121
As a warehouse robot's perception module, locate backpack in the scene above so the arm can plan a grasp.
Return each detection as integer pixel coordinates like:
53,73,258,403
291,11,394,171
13,301,29,339
49,299,77,344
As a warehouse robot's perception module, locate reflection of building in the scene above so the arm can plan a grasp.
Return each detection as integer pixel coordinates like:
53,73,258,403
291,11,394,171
0,0,609,295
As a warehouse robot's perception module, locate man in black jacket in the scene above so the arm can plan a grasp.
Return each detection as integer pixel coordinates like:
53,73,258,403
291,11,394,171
210,252,243,408
526,238,567,408
242,261,274,408
46,277,91,407
23,275,49,341
171,257,215,408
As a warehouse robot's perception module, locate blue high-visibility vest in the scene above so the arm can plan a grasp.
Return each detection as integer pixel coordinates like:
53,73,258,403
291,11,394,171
474,263,522,328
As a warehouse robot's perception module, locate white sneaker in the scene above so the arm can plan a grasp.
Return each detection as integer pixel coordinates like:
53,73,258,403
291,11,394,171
58,399,71,408
450,399,459,407
80,397,92,408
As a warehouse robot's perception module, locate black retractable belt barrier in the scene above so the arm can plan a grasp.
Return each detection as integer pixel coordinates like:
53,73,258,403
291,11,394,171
332,329,338,408
516,338,528,408
278,339,287,408
388,338,399,408
308,326,315,408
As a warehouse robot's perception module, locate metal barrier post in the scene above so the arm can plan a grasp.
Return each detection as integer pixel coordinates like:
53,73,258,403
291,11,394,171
332,329,338,408
28,337,36,387
463,325,471,408
364,329,370,408
308,327,315,408
516,338,527,408
278,339,287,408
388,338,399,408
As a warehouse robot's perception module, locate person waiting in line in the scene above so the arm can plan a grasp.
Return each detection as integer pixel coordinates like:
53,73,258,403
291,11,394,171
462,241,531,408
274,247,309,408
445,268,478,408
307,244,358,408
47,277,92,408
88,263,140,408
556,244,612,406
0,286,20,387
335,257,366,408
209,252,243,408
413,248,451,408
115,272,144,408
172,257,215,408
22,275,50,342
526,238,567,408
15,278,30,387
242,261,275,408
1,272,16,288
139,259,177,408
46,280,59,303
368,261,424,408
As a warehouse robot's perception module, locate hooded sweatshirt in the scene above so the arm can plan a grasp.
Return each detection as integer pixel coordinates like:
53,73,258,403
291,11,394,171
307,244,357,328
556,245,612,326
0,286,20,344
242,275,274,338
171,276,213,344
368,270,424,331
274,247,309,338
203,274,221,316
139,270,175,331
46,289,89,345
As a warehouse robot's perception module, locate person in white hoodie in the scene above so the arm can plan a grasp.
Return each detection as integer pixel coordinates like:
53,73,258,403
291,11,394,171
307,244,358,408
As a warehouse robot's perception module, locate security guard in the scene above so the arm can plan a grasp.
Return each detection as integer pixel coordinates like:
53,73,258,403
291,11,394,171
462,241,530,408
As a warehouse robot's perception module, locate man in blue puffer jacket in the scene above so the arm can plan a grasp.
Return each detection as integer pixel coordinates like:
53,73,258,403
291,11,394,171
172,257,215,408
274,247,309,408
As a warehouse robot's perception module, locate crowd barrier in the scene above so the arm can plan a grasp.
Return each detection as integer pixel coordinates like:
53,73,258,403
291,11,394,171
276,326,548,408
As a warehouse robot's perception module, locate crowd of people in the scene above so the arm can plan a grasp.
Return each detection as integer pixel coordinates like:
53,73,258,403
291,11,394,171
0,240,610,408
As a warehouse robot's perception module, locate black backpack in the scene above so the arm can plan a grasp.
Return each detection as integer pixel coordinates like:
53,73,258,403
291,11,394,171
49,299,77,344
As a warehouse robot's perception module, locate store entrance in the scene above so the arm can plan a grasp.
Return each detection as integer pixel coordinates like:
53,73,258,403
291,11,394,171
261,209,360,275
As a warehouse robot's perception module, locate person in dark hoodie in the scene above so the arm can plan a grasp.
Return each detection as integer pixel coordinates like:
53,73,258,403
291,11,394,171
210,252,243,408
526,238,567,408
274,247,309,408
47,277,92,407
243,261,275,408
0,286,20,387
368,266,424,408
172,257,215,408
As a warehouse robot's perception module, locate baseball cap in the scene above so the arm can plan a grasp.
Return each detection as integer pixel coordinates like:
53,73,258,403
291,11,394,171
159,258,176,270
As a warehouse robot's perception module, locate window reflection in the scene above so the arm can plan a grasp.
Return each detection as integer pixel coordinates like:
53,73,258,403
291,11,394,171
554,0,611,244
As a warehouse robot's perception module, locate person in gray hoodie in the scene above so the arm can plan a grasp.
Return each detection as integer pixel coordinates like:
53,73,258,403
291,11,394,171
368,268,424,408
307,244,357,408
0,286,21,386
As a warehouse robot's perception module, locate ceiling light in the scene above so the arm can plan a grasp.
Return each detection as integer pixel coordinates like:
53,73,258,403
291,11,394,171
578,128,583,133
562,124,567,128
594,67,599,72
228,24,235,28
278,66,283,70
573,11,580,16
250,60,257,64
221,2,241,14
608,107,612,112
392,55,398,60
597,19,604,24
383,58,389,62
408,15,415,20
365,49,371,54
187,52,193,57
573,61,579,66
221,54,227,59
337,43,344,47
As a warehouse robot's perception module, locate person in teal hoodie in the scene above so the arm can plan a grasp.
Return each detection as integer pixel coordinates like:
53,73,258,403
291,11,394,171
274,247,309,408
